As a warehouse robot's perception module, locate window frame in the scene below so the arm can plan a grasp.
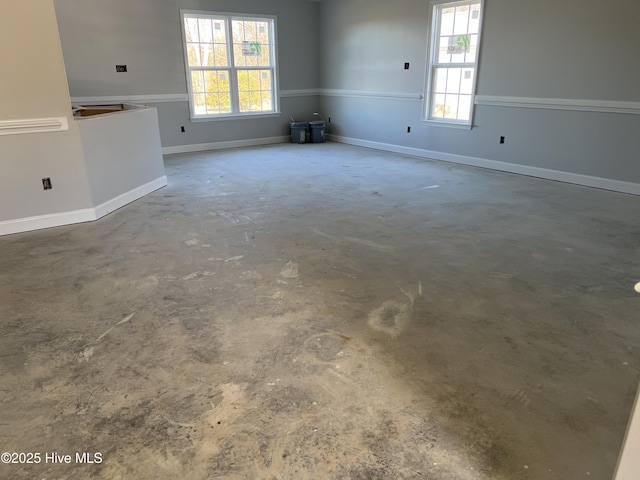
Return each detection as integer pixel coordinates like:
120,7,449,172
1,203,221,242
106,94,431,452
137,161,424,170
180,10,280,121
423,0,484,128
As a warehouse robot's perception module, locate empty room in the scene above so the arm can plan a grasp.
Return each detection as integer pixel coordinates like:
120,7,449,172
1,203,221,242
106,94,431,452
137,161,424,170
1,0,639,479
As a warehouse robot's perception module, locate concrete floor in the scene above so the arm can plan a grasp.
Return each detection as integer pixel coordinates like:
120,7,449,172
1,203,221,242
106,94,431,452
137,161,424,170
1,142,639,479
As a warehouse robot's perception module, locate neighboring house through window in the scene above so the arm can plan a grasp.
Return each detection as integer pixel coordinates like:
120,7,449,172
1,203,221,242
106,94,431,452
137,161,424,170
424,0,483,126
181,11,278,119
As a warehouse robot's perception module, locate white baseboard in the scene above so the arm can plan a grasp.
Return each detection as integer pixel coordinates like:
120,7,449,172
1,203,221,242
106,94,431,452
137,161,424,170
328,134,640,196
162,136,289,155
0,176,167,236
0,208,97,236
93,176,168,219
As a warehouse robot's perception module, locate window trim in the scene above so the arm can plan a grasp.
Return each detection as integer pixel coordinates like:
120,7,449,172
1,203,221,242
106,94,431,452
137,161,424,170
423,0,484,128
180,10,280,121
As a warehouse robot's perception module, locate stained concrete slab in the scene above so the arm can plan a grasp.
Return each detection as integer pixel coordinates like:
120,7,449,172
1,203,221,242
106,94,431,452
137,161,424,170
1,142,639,479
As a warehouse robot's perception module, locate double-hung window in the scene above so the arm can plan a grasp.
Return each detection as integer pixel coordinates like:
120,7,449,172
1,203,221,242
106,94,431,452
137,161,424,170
181,11,278,119
425,0,483,126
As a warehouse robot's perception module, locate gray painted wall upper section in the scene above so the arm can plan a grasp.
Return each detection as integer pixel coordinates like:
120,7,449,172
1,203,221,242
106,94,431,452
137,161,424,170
320,0,640,101
54,0,320,96
478,0,640,100
320,0,429,93
319,0,428,93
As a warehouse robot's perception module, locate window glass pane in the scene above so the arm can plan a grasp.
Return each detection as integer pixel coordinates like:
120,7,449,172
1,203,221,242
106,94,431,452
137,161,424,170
458,95,472,121
463,34,478,63
440,7,455,36
257,22,269,43
438,37,451,64
242,21,258,42
218,71,230,98
198,19,213,43
213,20,226,43
443,94,459,119
206,93,220,114
187,43,200,67
214,44,228,67
220,92,232,113
450,49,465,64
468,4,481,34
453,6,470,35
434,68,447,94
261,91,272,111
244,49,259,67
191,71,204,93
185,18,199,42
249,92,262,111
256,45,270,67
204,71,218,93
239,91,250,112
248,70,261,91
445,68,461,94
238,70,256,93
260,70,272,91
193,93,206,115
237,70,248,92
200,44,214,67
432,93,446,118
233,44,246,67
232,20,244,42
460,68,474,94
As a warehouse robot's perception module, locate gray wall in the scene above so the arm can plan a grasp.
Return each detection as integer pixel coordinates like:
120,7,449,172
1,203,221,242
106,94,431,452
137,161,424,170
54,0,321,148
318,0,640,185
477,0,639,99
0,0,91,224
79,107,166,206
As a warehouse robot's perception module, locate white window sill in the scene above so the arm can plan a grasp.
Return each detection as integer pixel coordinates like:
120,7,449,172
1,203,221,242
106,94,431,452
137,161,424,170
421,119,473,130
190,112,282,122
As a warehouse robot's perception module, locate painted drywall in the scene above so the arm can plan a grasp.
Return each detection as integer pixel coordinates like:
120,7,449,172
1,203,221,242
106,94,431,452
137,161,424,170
0,0,92,224
477,0,640,100
53,0,321,149
78,107,166,207
317,0,640,187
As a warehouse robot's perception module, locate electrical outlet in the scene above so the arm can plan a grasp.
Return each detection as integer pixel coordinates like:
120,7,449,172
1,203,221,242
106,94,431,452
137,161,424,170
116,65,127,73
500,136,505,144
180,126,186,133
407,126,411,133
42,178,52,190
404,62,410,70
